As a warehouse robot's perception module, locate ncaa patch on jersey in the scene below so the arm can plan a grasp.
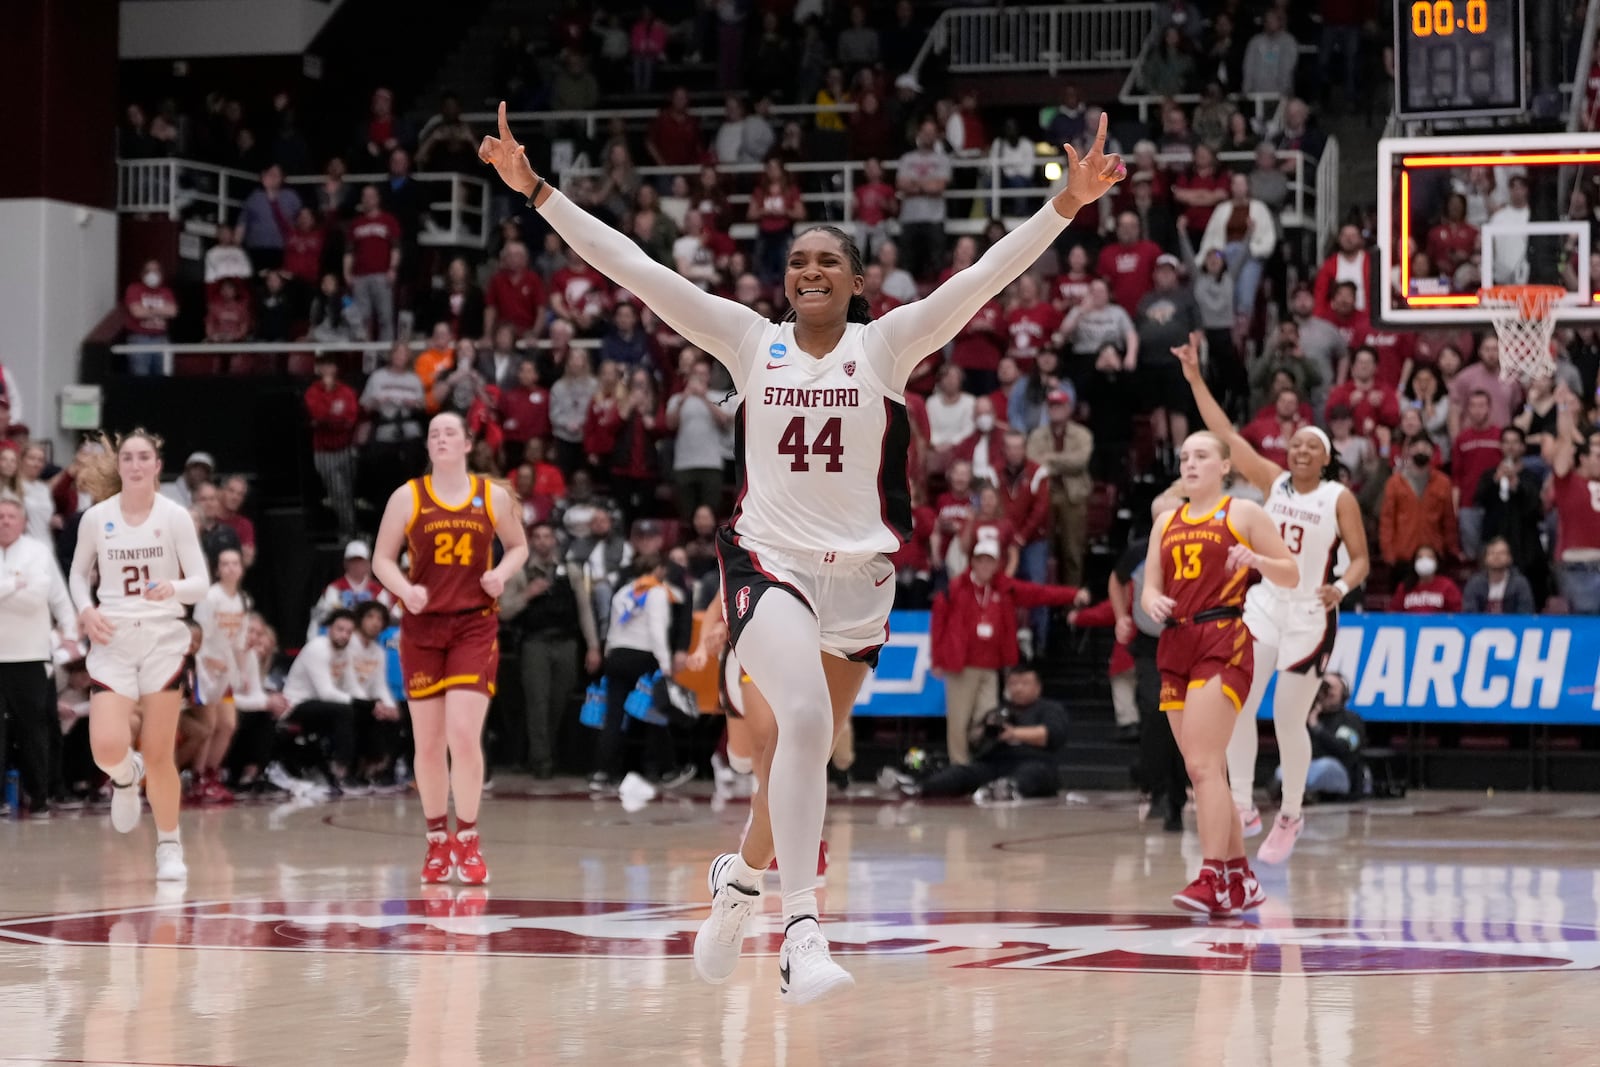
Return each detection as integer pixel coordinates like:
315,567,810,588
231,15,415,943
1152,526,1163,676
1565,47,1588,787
472,497,483,507
735,585,751,619
768,343,786,361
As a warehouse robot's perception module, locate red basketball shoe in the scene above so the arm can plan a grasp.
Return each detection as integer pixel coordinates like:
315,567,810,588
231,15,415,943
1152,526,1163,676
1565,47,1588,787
1232,866,1267,911
421,834,455,885
454,833,490,886
1172,868,1236,917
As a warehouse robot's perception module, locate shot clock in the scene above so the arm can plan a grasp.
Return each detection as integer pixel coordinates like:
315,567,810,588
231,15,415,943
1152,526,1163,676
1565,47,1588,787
1393,0,1525,120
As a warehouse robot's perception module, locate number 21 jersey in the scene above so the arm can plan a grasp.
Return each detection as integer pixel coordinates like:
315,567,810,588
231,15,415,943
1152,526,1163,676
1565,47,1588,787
404,474,497,613
731,322,913,556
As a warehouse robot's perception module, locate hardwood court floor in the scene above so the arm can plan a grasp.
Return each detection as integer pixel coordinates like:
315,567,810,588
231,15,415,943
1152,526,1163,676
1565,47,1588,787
3,784,1600,1067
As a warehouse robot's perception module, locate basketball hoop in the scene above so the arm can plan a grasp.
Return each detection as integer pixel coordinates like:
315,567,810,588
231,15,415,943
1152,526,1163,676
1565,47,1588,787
1479,284,1569,384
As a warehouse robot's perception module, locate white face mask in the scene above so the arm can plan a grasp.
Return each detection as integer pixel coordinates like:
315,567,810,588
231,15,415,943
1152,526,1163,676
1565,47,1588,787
1414,556,1437,578
975,414,995,432
143,271,161,288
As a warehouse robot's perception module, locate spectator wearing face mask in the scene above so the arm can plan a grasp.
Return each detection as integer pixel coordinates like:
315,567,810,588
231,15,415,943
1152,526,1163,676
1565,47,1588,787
123,260,179,376
1461,537,1536,614
954,396,1007,486
1379,434,1459,567
1392,546,1462,613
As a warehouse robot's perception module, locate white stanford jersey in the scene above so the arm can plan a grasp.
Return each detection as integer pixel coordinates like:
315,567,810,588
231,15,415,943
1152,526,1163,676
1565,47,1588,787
1254,473,1345,602
534,186,1076,558
73,494,210,621
731,322,912,556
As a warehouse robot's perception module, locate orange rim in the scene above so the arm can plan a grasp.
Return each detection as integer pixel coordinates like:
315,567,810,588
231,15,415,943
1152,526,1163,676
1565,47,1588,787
1479,284,1571,320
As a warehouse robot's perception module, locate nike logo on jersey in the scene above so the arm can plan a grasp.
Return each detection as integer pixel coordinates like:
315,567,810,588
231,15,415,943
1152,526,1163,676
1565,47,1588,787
874,573,893,587
766,362,790,370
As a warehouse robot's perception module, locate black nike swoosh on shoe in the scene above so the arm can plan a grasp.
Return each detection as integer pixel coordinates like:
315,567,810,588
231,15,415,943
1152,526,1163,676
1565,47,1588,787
779,961,791,987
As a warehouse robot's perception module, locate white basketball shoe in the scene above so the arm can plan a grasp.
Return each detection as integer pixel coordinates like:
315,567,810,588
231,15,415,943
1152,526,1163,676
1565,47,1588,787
693,853,761,984
110,752,146,834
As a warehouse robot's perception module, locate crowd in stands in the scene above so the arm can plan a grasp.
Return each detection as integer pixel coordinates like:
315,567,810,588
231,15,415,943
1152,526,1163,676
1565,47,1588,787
7,0,1585,815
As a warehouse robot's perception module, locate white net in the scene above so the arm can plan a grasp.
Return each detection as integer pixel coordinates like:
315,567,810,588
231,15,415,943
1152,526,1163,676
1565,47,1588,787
1479,285,1566,384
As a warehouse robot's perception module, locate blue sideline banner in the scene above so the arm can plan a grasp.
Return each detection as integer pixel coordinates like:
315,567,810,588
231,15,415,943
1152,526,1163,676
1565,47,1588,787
1259,614,1600,725
854,611,945,717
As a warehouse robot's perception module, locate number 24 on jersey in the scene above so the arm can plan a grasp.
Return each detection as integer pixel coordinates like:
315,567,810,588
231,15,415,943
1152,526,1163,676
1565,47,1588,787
434,532,474,566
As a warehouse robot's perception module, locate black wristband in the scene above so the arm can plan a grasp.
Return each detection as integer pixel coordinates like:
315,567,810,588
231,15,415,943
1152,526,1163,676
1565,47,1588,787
526,177,547,208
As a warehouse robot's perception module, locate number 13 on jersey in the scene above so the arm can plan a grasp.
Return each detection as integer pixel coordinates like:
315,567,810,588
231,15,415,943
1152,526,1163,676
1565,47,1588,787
1171,543,1203,579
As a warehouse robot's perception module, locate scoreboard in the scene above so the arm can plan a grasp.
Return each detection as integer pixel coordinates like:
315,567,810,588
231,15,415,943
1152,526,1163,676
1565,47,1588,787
1393,0,1525,120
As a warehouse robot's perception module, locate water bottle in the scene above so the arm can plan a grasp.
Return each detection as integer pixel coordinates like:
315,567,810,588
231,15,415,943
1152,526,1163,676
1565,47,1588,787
4,770,18,815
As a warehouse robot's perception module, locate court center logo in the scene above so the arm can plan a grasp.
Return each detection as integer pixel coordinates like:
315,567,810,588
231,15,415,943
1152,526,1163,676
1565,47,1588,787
7,901,1600,976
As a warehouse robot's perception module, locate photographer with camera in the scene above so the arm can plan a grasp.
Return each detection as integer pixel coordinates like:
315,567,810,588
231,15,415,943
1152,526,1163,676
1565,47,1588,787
895,666,1069,802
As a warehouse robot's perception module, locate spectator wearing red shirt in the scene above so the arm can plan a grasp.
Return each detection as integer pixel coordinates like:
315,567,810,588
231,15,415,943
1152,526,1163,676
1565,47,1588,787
1425,193,1478,278
550,250,611,337
991,356,1020,425
305,355,359,538
607,368,666,522
485,240,549,339
888,483,938,608
1096,212,1161,314
497,358,552,471
959,488,1017,581
217,475,258,569
930,534,1085,762
862,263,903,322
931,460,976,572
344,185,401,341
584,361,625,465
1051,244,1095,315
630,8,669,92
1546,389,1600,613
1392,547,1463,613
853,157,897,258
1003,275,1063,380
748,157,806,286
1326,347,1402,442
646,86,704,169
1451,389,1502,559
1357,321,1421,392
283,206,326,289
204,278,252,343
1241,387,1308,470
996,432,1053,652
1313,224,1373,316
1172,143,1231,239
515,437,569,501
951,297,1005,395
123,259,178,376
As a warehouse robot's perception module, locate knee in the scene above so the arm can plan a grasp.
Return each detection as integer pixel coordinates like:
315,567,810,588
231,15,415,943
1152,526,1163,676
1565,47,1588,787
1184,752,1224,786
771,699,834,758
144,744,176,772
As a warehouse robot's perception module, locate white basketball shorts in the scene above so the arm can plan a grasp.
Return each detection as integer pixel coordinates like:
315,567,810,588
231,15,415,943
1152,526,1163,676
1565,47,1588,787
1243,588,1336,676
87,617,192,701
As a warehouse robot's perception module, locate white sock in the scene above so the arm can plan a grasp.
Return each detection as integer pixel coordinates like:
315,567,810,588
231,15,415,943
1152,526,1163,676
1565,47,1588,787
105,751,139,788
728,751,754,775
1273,672,1321,819
157,828,180,846
1225,645,1276,810
728,853,765,892
731,593,832,927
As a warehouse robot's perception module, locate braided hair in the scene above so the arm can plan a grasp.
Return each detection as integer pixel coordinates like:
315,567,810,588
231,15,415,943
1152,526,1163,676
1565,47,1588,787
780,225,873,325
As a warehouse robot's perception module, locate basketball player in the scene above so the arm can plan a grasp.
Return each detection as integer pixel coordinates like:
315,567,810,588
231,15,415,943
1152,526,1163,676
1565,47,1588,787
372,412,528,886
481,102,1123,1002
1141,432,1297,915
68,430,211,881
191,546,251,803
1175,336,1370,863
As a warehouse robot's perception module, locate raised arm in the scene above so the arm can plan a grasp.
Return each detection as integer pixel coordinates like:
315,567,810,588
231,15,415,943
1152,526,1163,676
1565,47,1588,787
1173,332,1281,491
871,115,1124,390
479,104,764,382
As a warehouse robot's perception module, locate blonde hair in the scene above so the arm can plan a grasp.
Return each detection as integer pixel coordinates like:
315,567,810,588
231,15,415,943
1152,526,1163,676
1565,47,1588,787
1179,431,1235,489
77,428,164,503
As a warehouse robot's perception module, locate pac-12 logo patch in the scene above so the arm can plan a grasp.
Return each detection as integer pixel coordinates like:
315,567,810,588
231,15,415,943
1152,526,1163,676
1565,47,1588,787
768,343,786,361
843,360,856,377
735,586,752,619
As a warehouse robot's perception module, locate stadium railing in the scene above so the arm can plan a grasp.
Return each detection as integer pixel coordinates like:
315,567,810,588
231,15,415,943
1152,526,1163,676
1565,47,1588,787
463,103,857,144
555,148,1325,244
116,159,494,250
908,3,1157,78
110,336,597,378
1115,26,1320,126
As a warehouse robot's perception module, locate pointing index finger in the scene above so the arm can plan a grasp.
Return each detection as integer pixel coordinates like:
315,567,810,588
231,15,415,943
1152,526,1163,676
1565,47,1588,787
498,101,511,141
1091,112,1107,158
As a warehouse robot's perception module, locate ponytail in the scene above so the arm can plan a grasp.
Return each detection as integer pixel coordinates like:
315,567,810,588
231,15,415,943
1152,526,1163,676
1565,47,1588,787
78,428,163,503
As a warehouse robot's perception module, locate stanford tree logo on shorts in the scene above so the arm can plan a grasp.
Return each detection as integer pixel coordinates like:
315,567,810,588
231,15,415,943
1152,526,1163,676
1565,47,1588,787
735,586,751,619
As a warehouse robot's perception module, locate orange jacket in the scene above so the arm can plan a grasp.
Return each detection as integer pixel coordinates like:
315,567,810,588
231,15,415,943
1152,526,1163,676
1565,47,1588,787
1379,468,1459,564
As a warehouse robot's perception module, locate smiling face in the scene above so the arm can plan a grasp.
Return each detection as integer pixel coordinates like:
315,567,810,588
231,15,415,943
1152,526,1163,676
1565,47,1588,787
784,229,864,324
1287,428,1329,480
